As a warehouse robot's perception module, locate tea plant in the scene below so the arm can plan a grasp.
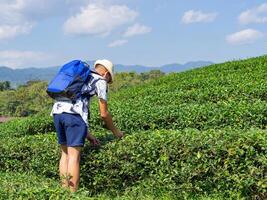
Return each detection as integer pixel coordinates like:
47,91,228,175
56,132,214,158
0,56,266,199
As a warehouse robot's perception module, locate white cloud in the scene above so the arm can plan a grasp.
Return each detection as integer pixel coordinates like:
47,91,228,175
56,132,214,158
0,1,32,40
64,4,138,36
0,50,51,68
108,39,128,47
226,29,264,45
123,23,151,37
0,1,140,39
0,0,67,20
182,10,217,24
0,0,69,40
239,3,267,24
0,24,33,40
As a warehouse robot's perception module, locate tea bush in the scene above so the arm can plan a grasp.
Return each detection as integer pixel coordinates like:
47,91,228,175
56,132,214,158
104,56,267,132
0,115,54,138
1,56,266,138
0,172,92,200
0,133,59,177
80,128,266,199
1,56,267,199
0,172,226,200
1,129,266,199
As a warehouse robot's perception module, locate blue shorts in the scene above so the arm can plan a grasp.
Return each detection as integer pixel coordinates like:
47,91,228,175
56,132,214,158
53,113,88,147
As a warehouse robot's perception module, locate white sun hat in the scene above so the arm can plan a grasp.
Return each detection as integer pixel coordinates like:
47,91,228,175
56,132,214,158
94,59,114,82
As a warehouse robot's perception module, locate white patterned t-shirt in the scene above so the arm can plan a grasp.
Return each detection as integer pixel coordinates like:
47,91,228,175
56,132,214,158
50,71,108,127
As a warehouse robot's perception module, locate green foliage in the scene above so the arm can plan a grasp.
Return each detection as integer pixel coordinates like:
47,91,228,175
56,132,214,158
80,128,267,199
0,134,58,177
0,115,54,138
0,172,226,200
0,81,11,91
111,70,165,92
0,172,91,200
140,70,165,81
0,55,267,199
103,56,267,132
0,81,53,117
0,71,164,117
0,129,266,199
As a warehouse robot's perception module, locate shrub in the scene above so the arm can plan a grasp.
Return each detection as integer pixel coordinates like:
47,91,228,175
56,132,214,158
1,56,267,199
80,128,266,199
1,56,267,137
0,116,54,138
1,129,266,199
0,134,59,177
0,172,91,200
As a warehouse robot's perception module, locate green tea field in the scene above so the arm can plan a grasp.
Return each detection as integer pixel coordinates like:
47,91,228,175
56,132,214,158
0,56,266,199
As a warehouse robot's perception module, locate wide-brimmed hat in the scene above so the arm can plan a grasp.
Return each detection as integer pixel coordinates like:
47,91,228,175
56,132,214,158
94,59,114,82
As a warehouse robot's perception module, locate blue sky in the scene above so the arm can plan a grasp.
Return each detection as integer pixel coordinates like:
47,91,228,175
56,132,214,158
0,0,266,68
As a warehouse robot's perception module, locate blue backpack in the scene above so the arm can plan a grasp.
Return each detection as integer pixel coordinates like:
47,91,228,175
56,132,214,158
47,60,92,101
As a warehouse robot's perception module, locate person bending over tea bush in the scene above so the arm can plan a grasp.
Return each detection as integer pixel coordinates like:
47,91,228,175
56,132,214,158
47,59,124,192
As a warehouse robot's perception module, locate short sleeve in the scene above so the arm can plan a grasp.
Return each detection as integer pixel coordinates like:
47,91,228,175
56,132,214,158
95,79,108,101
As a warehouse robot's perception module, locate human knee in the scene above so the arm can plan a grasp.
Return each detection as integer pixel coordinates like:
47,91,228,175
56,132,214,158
60,153,68,161
68,154,80,163
67,147,81,161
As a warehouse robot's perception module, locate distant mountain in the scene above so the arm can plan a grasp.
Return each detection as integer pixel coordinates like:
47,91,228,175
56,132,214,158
0,61,213,86
0,66,60,86
110,61,213,73
115,64,155,73
160,61,214,73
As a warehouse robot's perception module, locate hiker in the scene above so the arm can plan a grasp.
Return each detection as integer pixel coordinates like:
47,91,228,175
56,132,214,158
50,59,124,192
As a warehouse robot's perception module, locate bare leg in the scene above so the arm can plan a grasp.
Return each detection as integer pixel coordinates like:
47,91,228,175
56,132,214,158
59,145,69,188
67,146,82,192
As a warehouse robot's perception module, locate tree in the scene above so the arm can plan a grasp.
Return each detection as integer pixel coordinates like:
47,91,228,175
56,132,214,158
0,81,11,91
141,70,164,81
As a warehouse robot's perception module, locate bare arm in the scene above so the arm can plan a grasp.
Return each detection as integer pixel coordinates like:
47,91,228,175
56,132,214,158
98,98,123,138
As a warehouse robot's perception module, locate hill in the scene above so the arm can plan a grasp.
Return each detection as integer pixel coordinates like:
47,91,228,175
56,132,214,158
0,71,165,117
0,56,266,199
0,61,213,86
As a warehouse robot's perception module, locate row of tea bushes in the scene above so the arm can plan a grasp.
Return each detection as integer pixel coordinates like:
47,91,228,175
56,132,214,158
0,115,54,138
0,56,266,137
0,172,228,200
0,97,266,138
1,128,266,199
0,172,91,200
80,128,266,199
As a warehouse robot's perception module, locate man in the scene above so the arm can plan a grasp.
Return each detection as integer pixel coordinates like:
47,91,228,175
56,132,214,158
51,59,123,192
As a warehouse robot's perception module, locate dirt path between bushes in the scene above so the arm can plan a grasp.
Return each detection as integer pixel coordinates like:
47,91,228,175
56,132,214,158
0,117,13,123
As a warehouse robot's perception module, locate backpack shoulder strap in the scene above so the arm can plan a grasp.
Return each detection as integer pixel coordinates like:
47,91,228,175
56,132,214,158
81,75,105,99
